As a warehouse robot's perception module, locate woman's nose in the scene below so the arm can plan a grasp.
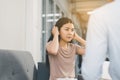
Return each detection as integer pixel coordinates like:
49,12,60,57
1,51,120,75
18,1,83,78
68,30,74,35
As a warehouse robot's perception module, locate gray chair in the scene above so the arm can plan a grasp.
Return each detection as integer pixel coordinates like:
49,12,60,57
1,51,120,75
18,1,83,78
0,49,37,80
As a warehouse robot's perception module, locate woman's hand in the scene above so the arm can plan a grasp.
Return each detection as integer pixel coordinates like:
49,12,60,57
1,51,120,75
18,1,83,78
73,32,79,40
73,32,86,46
52,26,59,36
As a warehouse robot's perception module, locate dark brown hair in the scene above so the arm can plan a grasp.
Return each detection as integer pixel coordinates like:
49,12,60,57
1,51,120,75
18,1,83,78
48,17,73,42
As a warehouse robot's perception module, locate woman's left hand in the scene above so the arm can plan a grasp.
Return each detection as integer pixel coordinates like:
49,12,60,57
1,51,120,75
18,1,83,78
73,32,86,46
73,32,79,40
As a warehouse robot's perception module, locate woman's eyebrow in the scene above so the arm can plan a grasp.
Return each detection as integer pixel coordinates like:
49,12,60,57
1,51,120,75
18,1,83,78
64,26,75,29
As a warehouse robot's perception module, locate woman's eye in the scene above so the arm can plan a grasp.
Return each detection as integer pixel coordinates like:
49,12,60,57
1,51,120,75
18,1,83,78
65,29,69,31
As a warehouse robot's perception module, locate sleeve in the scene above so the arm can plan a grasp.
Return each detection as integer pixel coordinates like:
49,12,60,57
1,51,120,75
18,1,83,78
81,12,108,80
74,44,82,53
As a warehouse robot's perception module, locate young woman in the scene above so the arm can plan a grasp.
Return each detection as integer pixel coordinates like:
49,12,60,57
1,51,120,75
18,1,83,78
46,17,86,80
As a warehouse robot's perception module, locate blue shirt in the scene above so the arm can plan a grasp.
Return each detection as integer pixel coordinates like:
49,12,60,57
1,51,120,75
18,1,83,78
81,0,120,80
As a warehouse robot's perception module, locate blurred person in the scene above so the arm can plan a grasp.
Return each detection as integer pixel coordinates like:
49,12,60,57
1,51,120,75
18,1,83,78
81,0,120,80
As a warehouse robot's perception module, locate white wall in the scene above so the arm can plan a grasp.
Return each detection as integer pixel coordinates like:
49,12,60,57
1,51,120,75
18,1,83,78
0,0,26,50
0,0,42,67
25,0,42,66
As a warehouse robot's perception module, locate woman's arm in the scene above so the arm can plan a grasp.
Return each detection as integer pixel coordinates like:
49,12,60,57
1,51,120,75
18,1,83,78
46,26,59,55
76,45,85,55
74,32,86,46
73,32,86,55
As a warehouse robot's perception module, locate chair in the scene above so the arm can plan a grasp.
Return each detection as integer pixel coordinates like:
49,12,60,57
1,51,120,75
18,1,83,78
37,62,50,80
0,49,37,80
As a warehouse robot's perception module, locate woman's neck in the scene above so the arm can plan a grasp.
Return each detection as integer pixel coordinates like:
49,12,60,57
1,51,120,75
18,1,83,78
59,40,68,49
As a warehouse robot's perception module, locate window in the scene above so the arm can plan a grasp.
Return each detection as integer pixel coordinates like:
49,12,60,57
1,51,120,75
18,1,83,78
41,0,62,62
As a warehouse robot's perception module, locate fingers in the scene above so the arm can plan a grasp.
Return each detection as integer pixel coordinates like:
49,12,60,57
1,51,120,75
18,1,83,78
52,26,59,36
74,32,78,39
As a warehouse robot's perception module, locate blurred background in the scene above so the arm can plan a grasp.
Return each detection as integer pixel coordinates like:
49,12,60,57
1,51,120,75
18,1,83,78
0,0,112,79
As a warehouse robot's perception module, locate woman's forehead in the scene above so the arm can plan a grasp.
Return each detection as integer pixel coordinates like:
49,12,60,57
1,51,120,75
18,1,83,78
62,23,74,28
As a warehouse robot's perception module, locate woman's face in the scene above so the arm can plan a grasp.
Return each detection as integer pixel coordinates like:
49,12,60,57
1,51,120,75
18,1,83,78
59,23,75,42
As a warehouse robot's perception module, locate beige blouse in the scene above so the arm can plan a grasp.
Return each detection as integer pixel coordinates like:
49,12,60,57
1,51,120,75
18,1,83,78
47,43,81,80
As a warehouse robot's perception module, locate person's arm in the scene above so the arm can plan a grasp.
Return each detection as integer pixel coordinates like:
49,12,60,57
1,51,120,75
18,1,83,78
75,45,85,55
46,26,59,55
73,32,86,55
81,13,107,80
74,32,86,46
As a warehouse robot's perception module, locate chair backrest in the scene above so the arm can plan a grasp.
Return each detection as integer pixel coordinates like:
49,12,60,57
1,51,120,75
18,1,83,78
37,62,50,80
0,49,37,80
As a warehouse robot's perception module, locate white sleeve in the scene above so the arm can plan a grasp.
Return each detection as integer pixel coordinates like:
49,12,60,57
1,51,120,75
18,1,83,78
81,13,107,80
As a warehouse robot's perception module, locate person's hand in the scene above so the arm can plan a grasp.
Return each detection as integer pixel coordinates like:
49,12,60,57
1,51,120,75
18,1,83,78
73,32,79,40
73,32,86,46
52,26,59,36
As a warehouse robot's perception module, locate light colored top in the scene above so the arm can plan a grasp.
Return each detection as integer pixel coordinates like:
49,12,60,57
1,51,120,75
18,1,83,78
47,42,80,80
82,1,120,80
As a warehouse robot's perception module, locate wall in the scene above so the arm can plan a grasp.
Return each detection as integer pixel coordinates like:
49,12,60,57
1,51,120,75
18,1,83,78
54,0,71,17
0,0,42,67
0,0,26,50
25,0,42,66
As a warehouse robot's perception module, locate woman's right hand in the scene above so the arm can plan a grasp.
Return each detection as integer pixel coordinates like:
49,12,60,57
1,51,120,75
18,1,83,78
52,26,59,36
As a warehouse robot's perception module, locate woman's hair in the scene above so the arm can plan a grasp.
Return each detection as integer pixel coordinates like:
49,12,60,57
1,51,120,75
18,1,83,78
48,17,73,42
46,17,73,67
